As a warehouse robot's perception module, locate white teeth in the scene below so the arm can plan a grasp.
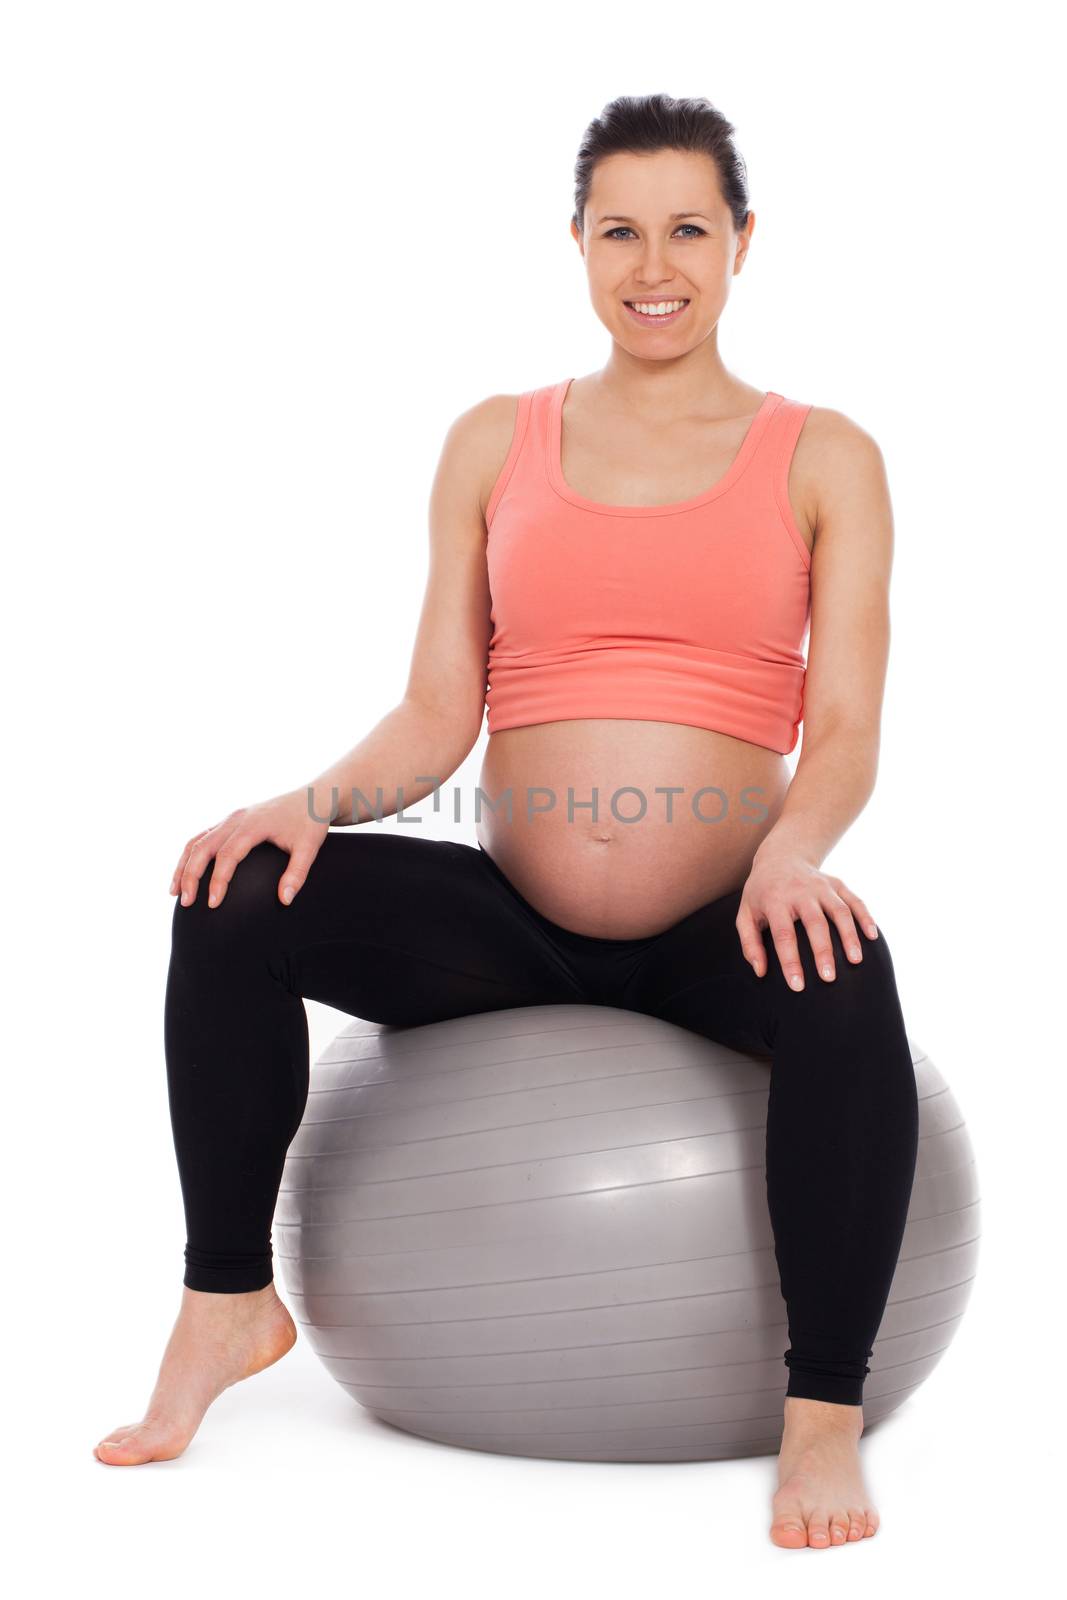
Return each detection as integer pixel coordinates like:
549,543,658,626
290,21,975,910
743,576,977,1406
628,299,687,316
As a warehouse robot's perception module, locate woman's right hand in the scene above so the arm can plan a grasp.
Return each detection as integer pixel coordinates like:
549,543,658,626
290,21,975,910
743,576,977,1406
169,787,333,910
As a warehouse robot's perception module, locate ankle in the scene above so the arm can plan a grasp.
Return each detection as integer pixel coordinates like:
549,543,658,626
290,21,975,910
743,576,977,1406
783,1397,864,1437
179,1283,279,1316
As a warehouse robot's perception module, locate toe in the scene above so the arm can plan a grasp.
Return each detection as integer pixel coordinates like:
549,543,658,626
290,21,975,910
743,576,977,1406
96,1424,133,1447
96,1435,140,1463
847,1509,867,1540
95,1428,133,1459
864,1511,880,1537
830,1515,850,1545
95,1428,158,1465
808,1516,831,1548
770,1517,808,1549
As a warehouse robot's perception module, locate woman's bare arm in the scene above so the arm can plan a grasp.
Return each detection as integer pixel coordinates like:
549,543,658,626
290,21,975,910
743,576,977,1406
304,395,520,826
735,406,894,985
753,406,894,868
174,397,519,906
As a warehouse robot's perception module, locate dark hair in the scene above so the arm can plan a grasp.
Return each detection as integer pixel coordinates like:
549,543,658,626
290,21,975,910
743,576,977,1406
572,93,750,235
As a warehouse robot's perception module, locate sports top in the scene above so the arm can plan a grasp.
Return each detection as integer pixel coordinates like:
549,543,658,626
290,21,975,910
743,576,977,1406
484,378,813,755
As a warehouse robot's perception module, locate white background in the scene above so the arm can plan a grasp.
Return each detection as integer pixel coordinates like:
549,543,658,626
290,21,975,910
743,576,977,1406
4,1,1063,1594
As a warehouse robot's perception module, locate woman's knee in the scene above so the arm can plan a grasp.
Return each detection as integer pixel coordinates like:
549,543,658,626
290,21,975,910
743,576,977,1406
764,911,901,1017
796,917,907,1045
171,840,290,952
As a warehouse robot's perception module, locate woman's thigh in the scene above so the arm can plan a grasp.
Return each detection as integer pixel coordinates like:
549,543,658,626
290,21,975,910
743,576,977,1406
621,883,899,1053
183,829,587,1026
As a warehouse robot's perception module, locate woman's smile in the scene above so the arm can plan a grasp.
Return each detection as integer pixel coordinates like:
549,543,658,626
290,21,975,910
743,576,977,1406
622,296,691,326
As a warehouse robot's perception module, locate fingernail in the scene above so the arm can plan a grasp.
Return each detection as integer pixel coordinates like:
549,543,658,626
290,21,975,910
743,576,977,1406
208,892,218,907
180,891,190,906
849,946,862,960
790,974,804,990
281,885,294,904
821,964,834,980
867,923,878,937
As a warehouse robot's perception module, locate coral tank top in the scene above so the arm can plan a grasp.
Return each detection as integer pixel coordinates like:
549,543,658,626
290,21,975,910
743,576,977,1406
484,378,813,755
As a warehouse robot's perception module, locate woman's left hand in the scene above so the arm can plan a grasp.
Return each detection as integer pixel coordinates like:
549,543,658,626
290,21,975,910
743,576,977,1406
735,852,879,990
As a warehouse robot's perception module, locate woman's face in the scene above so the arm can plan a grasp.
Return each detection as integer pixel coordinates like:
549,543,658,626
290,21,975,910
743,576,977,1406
571,147,754,356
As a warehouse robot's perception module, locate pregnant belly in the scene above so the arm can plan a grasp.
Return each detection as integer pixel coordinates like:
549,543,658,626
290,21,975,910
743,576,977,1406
475,720,792,938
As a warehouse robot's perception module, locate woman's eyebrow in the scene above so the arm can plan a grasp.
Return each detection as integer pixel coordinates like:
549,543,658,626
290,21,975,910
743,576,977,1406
598,211,712,223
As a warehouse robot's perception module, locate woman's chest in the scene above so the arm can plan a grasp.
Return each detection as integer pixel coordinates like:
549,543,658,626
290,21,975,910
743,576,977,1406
487,501,810,658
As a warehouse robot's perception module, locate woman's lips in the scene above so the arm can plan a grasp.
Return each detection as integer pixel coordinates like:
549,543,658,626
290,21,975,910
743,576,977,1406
623,300,690,327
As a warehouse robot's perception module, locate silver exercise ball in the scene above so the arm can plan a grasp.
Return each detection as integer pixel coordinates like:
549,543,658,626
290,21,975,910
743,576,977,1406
274,1005,979,1462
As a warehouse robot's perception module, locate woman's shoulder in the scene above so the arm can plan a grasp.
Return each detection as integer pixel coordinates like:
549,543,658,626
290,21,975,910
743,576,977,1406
788,398,889,515
447,389,531,450
791,398,887,470
789,400,892,557
452,376,560,439
439,392,532,525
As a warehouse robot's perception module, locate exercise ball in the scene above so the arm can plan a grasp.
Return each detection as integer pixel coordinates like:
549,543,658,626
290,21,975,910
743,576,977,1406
274,1005,979,1462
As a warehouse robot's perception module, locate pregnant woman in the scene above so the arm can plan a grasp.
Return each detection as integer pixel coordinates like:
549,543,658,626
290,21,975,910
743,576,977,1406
96,93,919,1552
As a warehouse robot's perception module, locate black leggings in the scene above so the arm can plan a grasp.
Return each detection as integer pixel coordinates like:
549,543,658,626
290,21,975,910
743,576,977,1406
163,831,919,1407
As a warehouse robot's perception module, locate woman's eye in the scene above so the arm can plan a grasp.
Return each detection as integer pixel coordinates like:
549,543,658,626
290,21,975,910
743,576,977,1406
604,224,705,240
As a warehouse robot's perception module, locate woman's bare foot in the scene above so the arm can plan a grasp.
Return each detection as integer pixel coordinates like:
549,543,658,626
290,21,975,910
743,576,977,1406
94,1282,298,1466
770,1396,881,1549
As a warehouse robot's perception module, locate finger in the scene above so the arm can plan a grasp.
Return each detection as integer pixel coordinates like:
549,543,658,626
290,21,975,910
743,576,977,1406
179,829,231,906
837,885,879,940
735,902,768,976
277,837,323,905
823,891,865,963
206,832,260,908
797,900,837,982
170,846,193,896
170,829,211,895
768,911,806,991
